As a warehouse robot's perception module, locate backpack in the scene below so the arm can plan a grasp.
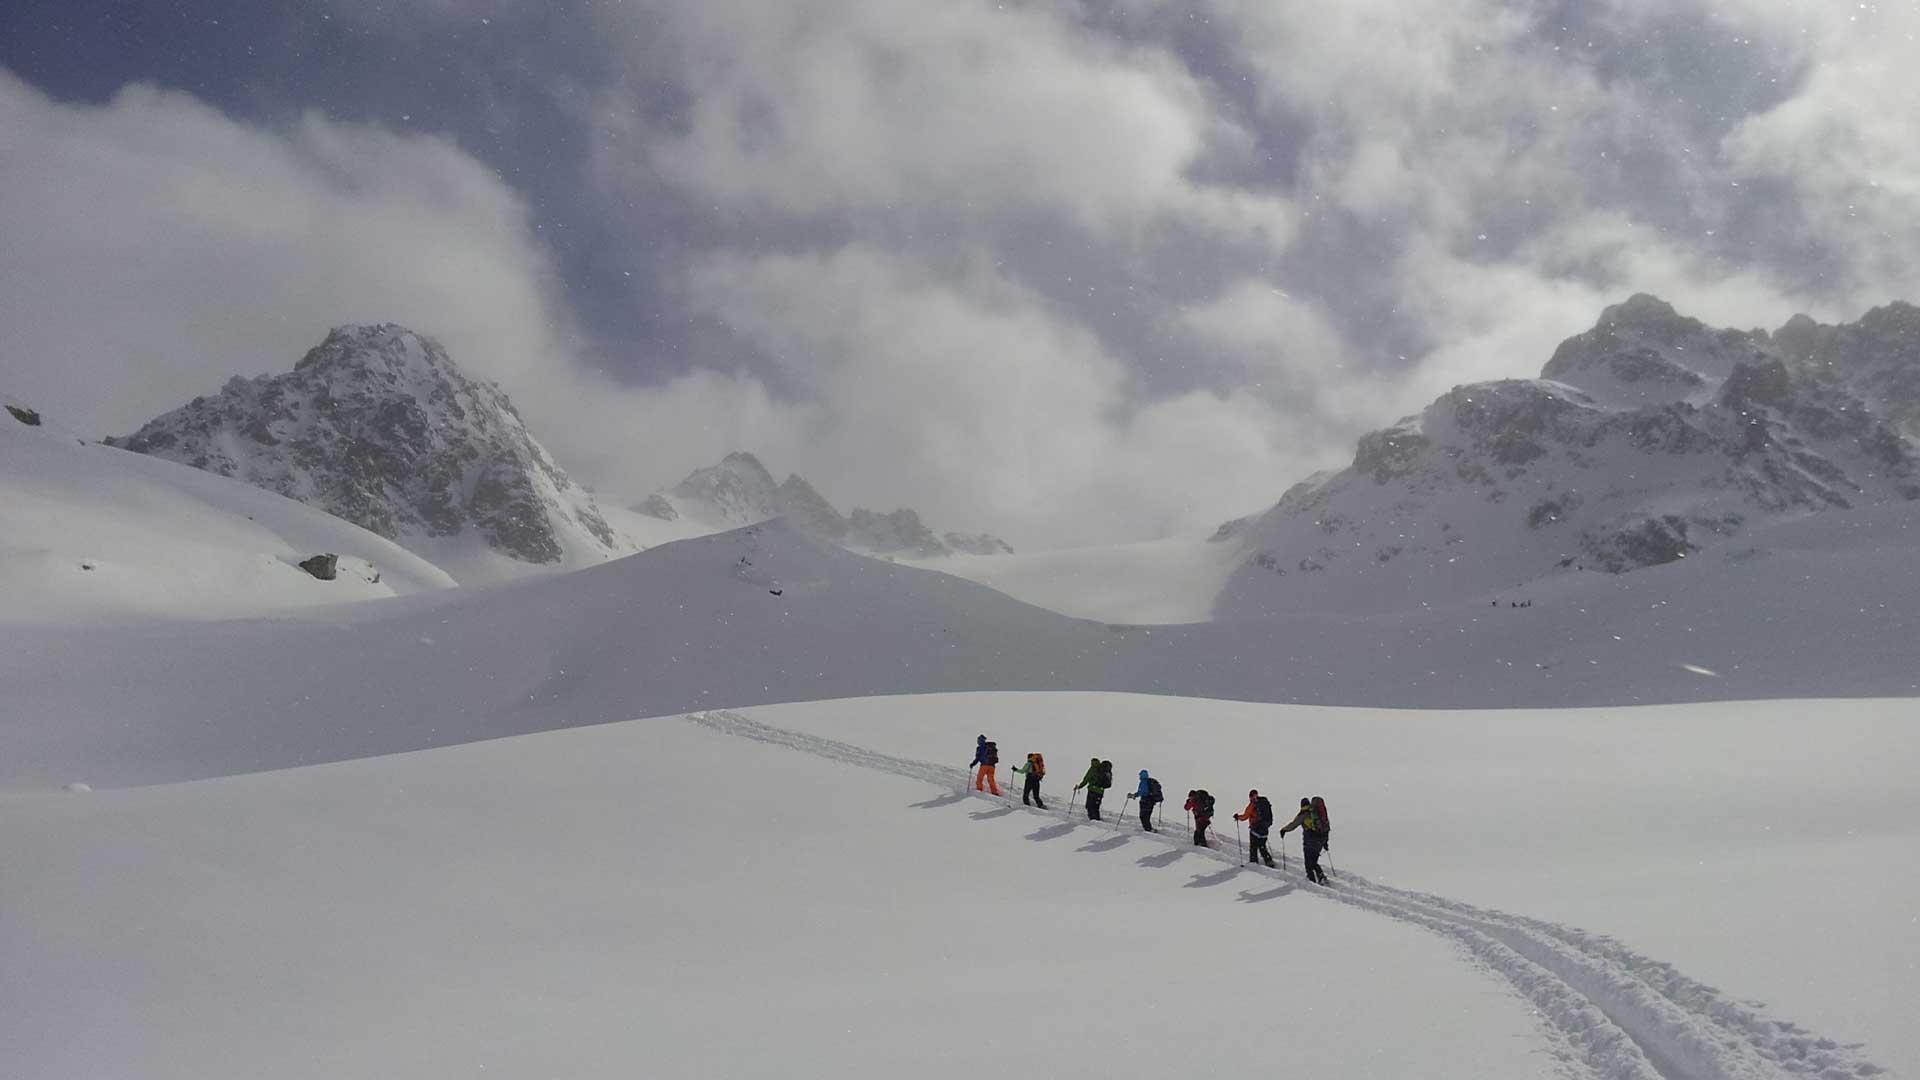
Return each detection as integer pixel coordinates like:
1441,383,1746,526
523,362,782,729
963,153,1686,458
1029,753,1044,778
984,741,998,765
1096,761,1114,789
1310,796,1330,837
1253,796,1273,829
1145,777,1163,803
1195,790,1215,818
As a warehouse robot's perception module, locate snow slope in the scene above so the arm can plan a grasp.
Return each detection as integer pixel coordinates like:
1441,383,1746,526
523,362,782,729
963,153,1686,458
4,510,1916,788
0,398,454,624
902,533,1240,624
2,695,1906,1078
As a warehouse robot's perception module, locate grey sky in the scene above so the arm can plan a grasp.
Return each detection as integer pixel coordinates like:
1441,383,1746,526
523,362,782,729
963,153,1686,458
3,1,1915,546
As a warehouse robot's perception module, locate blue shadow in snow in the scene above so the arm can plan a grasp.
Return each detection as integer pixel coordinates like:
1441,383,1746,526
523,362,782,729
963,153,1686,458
1076,835,1130,854
1136,848,1188,869
1185,865,1245,889
1026,822,1078,842
1235,883,1295,904
909,792,971,810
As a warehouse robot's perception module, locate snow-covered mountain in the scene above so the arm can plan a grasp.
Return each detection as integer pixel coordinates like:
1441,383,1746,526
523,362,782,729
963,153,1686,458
1215,296,1920,617
634,450,1012,558
1,391,454,623
107,325,632,583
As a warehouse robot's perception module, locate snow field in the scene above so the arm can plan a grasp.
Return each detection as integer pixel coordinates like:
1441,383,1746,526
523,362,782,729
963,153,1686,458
902,532,1242,624
0,711,1545,1080
747,693,1914,1078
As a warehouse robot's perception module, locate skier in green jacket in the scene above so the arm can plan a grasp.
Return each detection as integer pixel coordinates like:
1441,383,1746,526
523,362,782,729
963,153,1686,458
1073,758,1112,821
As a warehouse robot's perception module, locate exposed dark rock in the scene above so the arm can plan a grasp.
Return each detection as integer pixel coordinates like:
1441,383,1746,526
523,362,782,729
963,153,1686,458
298,553,339,581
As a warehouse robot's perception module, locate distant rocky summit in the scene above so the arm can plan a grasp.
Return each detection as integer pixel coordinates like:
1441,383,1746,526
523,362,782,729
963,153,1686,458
1216,295,1920,616
636,451,1012,558
109,325,628,577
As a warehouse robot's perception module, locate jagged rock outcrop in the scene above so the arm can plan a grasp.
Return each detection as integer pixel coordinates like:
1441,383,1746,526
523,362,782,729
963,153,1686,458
943,531,1015,556
109,325,627,576
846,508,945,558
1216,295,1920,616
636,453,1010,557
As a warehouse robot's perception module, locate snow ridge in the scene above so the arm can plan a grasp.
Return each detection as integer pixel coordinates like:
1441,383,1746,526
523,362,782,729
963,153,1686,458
687,709,1886,1080
108,324,629,580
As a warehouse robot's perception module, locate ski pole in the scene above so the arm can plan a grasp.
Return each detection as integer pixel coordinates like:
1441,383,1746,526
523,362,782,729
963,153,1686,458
1119,794,1135,831
1235,819,1244,861
1068,788,1078,818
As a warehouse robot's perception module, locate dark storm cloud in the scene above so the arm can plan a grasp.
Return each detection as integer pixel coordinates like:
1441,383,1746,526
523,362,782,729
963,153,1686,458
2,0,1914,546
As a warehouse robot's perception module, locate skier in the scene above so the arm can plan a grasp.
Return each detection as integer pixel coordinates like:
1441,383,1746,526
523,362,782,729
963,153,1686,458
1310,795,1332,873
971,735,1001,796
1279,797,1329,884
1183,789,1216,847
1132,769,1163,831
1234,789,1276,867
1074,758,1113,820
1011,752,1047,809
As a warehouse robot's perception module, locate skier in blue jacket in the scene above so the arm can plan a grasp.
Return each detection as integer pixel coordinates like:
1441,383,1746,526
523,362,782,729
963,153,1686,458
1132,769,1162,832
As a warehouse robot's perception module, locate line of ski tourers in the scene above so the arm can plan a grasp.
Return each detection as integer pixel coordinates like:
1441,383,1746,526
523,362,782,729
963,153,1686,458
970,735,1334,885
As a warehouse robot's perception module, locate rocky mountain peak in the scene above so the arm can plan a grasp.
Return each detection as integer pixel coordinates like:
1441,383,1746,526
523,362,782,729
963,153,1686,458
108,324,626,579
1543,294,1767,398
639,453,1011,558
1215,295,1920,618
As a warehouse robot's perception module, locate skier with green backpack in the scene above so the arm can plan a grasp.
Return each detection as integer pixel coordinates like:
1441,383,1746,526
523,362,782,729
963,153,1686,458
1278,796,1330,884
1073,758,1114,821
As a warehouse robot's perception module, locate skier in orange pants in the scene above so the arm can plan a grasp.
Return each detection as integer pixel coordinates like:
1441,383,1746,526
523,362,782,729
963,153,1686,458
971,735,1001,795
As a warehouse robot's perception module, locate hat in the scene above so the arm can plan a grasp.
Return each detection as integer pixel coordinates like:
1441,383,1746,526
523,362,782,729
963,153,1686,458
1300,797,1311,806
1249,789,1259,797
1140,770,1149,778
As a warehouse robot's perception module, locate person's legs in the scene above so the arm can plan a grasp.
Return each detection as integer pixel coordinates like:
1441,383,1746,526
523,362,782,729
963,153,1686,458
1139,800,1154,830
1304,837,1325,883
975,765,987,791
1087,791,1103,820
985,767,1000,796
1193,822,1208,847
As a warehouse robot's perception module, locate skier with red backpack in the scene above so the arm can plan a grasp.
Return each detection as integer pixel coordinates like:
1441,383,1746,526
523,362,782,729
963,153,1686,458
1183,789,1216,847
1011,752,1047,808
970,735,1001,796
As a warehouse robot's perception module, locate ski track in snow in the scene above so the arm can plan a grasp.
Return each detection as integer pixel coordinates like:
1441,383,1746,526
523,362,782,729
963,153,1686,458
687,709,1886,1080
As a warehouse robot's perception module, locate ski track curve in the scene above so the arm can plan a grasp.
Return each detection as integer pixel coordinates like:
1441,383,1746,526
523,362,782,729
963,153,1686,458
687,709,1886,1080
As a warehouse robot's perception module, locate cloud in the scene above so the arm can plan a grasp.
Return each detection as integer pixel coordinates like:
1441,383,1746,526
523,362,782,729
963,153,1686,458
682,245,1307,543
11,0,1920,549
610,0,1295,244
0,70,568,435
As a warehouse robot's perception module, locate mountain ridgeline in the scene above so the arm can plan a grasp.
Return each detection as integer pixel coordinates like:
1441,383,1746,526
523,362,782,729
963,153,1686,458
108,325,629,581
1215,295,1920,617
635,451,1014,558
